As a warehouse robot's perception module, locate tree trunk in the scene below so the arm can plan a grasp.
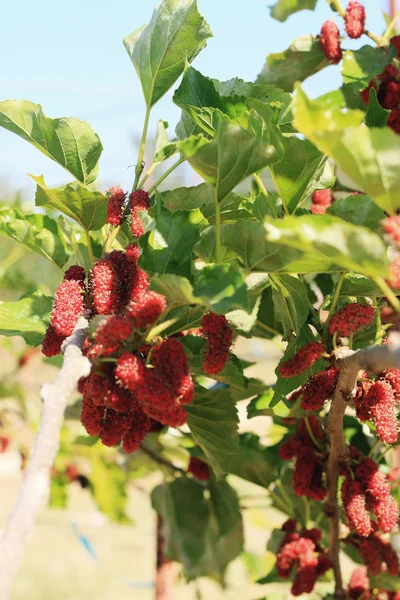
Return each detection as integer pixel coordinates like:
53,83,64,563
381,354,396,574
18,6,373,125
155,516,176,600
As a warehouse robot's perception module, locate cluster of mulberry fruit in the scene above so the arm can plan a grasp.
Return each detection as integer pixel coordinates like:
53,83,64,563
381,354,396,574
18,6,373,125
342,448,399,540
360,36,400,134
41,189,233,454
348,565,400,599
276,520,331,596
319,1,366,64
354,370,399,444
278,416,327,500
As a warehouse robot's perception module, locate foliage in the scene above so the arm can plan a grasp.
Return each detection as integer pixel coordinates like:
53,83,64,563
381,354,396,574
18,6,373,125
1,0,400,598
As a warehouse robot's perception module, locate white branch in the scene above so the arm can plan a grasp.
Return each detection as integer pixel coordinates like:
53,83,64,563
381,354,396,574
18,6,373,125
0,317,90,599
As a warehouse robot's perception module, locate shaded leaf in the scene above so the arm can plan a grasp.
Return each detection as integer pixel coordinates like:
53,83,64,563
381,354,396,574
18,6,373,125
231,433,280,488
265,213,389,278
270,0,318,22
366,87,390,128
256,35,328,92
186,386,239,476
270,136,334,213
0,100,102,184
294,85,400,215
179,116,284,202
342,45,396,92
192,263,249,314
139,194,207,277
340,273,383,297
90,457,130,523
124,0,212,107
327,194,385,231
0,208,70,267
0,291,52,346
33,174,108,231
270,275,309,339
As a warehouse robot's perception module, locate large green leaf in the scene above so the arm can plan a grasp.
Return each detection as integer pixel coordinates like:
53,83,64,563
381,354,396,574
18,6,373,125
270,0,318,22
0,291,52,346
340,273,383,297
152,478,209,571
150,274,200,305
123,0,212,107
270,135,334,213
265,214,389,279
365,88,390,128
163,183,251,223
192,263,249,314
231,433,279,488
270,274,309,339
179,116,284,202
327,194,385,231
0,208,70,267
191,479,243,581
139,195,207,277
186,387,239,477
294,86,400,215
341,45,396,92
0,100,102,184
256,35,328,92
32,175,108,231
90,457,130,523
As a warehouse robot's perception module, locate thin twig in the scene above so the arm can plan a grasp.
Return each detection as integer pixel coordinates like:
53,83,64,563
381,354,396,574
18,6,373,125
140,444,186,475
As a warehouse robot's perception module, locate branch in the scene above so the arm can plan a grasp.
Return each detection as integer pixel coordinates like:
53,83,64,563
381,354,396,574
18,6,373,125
140,443,186,475
0,317,90,600
325,333,400,599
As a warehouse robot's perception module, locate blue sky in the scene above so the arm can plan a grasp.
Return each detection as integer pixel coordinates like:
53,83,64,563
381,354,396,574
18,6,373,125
0,0,387,198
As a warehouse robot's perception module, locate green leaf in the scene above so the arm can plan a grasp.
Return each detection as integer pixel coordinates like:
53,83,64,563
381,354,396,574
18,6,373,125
230,433,279,488
342,45,396,92
49,476,68,509
0,100,102,184
265,214,389,279
154,120,178,163
139,195,207,277
0,291,52,346
327,194,385,231
270,0,318,22
123,0,212,108
369,573,400,592
186,387,239,476
179,117,284,202
294,85,400,215
270,275,309,339
256,35,328,92
152,478,209,569
32,174,108,231
0,208,70,267
163,183,251,223
365,87,390,128
340,273,383,297
90,457,130,523
270,136,334,213
192,263,249,314
209,479,243,537
150,274,200,305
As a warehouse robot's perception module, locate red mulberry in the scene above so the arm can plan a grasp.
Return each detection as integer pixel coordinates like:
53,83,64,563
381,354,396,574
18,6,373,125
348,566,370,599
382,368,400,402
51,280,83,336
81,397,104,436
345,1,366,39
100,409,129,447
278,341,325,378
41,324,65,357
342,478,372,537
319,21,342,64
328,302,374,337
359,537,382,575
95,315,134,351
187,457,210,481
92,257,119,315
201,312,233,375
84,372,111,406
115,353,146,392
64,265,86,283
383,216,400,246
311,189,333,214
301,366,339,411
122,403,152,454
106,185,125,226
364,380,398,444
130,190,150,239
126,291,166,329
373,494,399,532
